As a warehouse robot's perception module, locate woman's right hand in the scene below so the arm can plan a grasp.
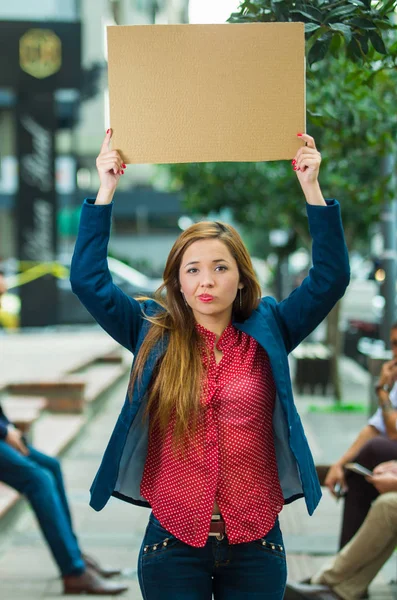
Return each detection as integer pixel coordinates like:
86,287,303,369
96,129,126,193
325,463,347,497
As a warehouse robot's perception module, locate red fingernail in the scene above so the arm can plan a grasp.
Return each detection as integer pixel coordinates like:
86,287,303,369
292,160,296,164
122,163,126,168
106,129,110,134
293,167,298,171
297,133,303,137
121,170,124,175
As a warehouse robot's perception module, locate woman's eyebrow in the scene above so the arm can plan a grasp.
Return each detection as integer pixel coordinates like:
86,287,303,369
184,259,230,267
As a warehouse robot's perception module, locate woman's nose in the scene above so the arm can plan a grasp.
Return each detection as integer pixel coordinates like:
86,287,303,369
200,273,215,287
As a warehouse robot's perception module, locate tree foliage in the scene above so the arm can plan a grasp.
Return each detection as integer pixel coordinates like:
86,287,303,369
166,1,397,254
229,0,397,66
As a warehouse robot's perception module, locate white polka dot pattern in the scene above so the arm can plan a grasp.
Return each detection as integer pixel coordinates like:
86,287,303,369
140,321,284,548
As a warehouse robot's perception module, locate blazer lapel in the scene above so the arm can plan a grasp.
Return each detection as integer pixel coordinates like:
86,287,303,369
233,308,293,419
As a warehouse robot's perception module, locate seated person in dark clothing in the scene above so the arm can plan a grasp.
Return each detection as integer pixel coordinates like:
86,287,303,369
324,323,397,549
0,402,128,595
286,461,397,600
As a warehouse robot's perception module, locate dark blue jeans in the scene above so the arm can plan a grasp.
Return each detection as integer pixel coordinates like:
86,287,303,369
138,512,287,599
0,440,85,576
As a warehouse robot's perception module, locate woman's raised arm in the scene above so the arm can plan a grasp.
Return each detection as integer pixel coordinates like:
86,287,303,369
70,131,147,353
274,133,350,352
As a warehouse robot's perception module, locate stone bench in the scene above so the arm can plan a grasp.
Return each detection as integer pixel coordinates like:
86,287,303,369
84,364,127,404
2,396,48,436
316,464,330,487
0,484,20,520
7,380,86,414
293,343,333,395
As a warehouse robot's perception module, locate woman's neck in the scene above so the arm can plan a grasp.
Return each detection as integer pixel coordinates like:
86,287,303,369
193,311,232,340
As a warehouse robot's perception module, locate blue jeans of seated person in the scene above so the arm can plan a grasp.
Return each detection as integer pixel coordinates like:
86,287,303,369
0,440,85,576
138,513,287,600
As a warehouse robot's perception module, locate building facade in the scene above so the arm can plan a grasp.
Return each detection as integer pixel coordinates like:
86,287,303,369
0,0,189,271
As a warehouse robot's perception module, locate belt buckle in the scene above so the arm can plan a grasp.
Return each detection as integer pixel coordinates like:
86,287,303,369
208,531,225,541
209,515,226,541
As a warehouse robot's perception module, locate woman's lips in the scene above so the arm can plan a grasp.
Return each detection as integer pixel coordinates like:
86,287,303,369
198,295,214,302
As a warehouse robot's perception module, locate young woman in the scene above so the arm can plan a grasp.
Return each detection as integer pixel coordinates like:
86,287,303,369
70,130,350,599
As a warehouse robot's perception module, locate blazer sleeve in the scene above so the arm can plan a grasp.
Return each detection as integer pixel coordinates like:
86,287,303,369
70,199,145,353
274,199,350,354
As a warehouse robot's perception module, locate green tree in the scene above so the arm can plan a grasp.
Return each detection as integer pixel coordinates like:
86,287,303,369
165,0,397,400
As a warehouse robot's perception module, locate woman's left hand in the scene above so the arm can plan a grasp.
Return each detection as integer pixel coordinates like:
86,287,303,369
293,133,322,187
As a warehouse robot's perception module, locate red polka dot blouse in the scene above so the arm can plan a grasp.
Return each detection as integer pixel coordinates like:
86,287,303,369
140,321,285,547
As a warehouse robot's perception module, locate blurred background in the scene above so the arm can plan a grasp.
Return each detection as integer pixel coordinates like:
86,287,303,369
0,0,251,334
1,2,397,598
0,0,395,390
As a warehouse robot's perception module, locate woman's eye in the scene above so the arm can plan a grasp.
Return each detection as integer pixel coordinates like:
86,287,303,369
186,266,227,274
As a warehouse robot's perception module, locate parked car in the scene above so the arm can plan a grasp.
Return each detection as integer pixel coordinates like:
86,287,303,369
57,256,164,325
0,257,163,328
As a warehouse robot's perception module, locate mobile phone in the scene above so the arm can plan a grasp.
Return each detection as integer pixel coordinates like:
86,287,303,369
333,482,346,499
345,462,373,477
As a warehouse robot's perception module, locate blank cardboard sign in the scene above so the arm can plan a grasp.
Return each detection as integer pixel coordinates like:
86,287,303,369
107,23,305,164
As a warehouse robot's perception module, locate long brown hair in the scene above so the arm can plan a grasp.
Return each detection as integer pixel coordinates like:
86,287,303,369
129,221,261,452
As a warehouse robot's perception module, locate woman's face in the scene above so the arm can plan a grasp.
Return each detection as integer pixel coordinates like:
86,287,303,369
179,239,243,323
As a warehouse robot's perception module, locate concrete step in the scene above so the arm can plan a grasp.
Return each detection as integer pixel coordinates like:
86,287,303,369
0,486,19,521
33,414,86,457
1,396,47,436
0,350,130,526
82,363,128,404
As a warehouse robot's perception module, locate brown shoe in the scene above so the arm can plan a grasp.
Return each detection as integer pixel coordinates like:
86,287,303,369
82,553,122,578
284,582,342,600
63,566,128,595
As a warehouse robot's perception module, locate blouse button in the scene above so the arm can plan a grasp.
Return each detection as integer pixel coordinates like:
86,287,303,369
153,545,158,550
144,546,149,552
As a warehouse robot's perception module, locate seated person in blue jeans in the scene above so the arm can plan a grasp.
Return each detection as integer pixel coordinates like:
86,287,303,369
0,402,128,596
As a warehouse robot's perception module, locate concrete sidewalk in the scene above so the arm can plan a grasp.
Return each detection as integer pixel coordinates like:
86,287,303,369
0,327,121,386
0,349,396,599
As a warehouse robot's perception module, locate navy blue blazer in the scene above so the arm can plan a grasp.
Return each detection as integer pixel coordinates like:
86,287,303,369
70,198,350,515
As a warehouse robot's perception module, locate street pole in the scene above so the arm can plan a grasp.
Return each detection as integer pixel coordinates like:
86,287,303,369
16,91,58,327
380,154,397,347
